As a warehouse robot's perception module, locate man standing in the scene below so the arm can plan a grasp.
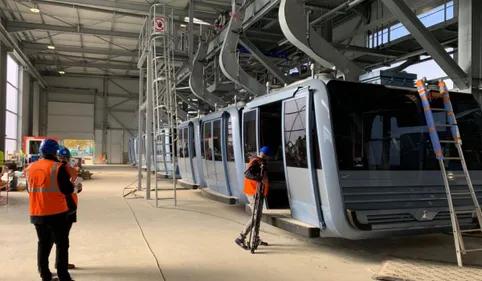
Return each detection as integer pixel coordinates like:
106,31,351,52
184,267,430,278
26,139,75,281
57,146,82,270
235,146,270,249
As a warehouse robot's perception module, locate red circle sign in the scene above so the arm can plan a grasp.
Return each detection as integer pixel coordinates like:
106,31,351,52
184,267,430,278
154,17,165,32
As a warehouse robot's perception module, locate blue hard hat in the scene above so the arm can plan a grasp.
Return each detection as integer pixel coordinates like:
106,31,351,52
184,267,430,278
40,139,59,154
58,146,71,158
260,146,271,156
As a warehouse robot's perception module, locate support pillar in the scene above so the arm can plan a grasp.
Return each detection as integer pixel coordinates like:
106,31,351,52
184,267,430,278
146,50,153,200
137,69,144,192
102,78,108,159
0,42,7,152
458,0,482,97
32,81,40,136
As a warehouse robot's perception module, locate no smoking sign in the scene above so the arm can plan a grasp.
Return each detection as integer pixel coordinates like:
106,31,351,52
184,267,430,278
153,17,165,32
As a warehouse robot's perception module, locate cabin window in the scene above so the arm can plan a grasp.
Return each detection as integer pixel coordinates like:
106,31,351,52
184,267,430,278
203,122,212,160
311,100,322,170
327,80,482,170
190,125,196,157
226,114,235,162
243,110,257,162
284,98,308,168
213,120,223,161
183,128,189,158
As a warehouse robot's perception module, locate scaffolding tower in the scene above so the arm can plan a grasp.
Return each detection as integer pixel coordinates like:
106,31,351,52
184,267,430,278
138,4,181,206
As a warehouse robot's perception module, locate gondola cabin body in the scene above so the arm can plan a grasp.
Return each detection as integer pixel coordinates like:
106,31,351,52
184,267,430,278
199,107,245,201
241,78,482,239
178,118,206,187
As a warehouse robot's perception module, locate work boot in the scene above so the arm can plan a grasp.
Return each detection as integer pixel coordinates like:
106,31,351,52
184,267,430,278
235,237,248,250
260,240,268,246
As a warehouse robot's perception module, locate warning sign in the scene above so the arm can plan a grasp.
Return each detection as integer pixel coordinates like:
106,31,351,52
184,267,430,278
153,17,165,33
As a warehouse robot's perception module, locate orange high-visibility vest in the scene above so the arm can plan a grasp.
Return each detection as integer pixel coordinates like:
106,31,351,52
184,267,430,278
66,165,79,206
26,159,68,216
243,157,269,196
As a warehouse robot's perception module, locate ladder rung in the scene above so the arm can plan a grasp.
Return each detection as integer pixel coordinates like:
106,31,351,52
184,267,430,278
460,228,482,233
454,210,476,214
440,140,457,143
451,192,472,195
464,248,482,253
444,157,462,160
436,124,457,127
431,108,447,111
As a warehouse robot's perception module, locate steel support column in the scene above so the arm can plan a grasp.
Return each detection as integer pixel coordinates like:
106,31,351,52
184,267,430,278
458,0,482,95
381,0,468,90
0,43,7,153
102,79,108,158
279,0,365,81
146,51,153,200
137,69,145,192
32,81,40,136
239,37,292,85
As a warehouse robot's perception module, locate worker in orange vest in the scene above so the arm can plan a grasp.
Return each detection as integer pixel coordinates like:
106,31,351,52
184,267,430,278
235,146,270,250
56,146,82,270
26,139,76,281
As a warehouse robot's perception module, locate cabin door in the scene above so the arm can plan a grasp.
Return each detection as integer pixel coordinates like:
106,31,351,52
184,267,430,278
282,91,323,227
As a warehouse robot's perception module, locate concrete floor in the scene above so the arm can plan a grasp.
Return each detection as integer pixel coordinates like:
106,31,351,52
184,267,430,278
1,165,482,281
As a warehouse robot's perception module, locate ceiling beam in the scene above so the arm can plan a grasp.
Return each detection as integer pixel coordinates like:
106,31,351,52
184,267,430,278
26,0,218,20
34,60,138,70
381,0,468,90
22,0,145,18
22,43,137,57
7,21,139,38
40,71,139,79
0,21,48,88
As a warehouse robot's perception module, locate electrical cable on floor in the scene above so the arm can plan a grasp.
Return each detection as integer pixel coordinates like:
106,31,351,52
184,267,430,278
123,180,167,281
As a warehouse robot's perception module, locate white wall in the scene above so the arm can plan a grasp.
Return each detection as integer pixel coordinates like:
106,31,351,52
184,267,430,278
39,76,139,163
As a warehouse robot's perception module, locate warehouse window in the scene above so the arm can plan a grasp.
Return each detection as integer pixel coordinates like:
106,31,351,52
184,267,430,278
368,1,454,48
5,55,21,156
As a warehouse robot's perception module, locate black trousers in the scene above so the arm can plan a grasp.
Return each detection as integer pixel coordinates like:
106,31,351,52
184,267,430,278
34,220,72,281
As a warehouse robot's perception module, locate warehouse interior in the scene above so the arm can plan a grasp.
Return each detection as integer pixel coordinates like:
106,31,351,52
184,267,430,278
1,0,482,280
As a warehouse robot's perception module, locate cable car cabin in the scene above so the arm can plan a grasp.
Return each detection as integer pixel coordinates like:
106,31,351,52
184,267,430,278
243,78,482,239
177,119,206,188
200,107,245,201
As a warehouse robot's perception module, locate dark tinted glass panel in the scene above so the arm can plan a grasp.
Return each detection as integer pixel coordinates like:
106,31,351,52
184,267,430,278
203,122,212,160
311,100,322,169
213,120,222,161
284,98,308,168
200,125,204,157
190,125,196,157
184,128,189,158
178,129,184,158
243,110,257,163
327,80,482,170
226,114,235,162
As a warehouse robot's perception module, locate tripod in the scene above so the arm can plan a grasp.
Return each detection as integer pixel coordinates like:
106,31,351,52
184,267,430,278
247,162,266,254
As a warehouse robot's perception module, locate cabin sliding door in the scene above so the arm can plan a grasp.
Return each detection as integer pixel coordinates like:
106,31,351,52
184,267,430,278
282,93,321,227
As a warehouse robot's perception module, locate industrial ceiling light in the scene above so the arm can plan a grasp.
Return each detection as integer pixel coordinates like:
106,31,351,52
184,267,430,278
183,17,211,26
58,70,65,75
30,8,40,13
47,45,56,50
180,24,187,28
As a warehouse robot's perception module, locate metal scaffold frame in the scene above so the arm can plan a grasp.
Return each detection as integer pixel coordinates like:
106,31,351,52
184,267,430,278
138,3,180,206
